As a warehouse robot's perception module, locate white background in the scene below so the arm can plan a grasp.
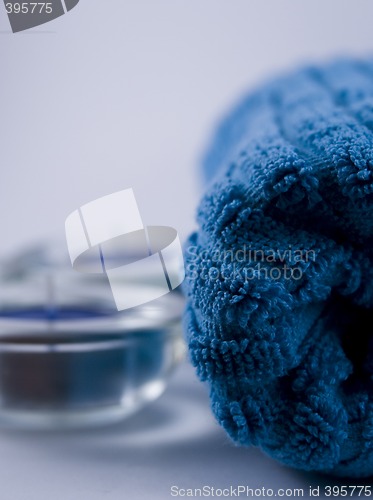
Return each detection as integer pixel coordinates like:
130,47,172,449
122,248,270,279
1,1,373,252
0,1,373,498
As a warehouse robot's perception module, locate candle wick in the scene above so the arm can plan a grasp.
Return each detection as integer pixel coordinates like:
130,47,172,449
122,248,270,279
46,273,57,326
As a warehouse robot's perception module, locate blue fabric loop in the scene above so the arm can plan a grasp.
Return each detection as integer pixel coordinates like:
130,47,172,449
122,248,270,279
184,59,373,477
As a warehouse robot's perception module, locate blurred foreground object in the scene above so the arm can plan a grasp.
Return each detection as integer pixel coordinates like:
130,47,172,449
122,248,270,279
0,244,184,429
184,59,373,477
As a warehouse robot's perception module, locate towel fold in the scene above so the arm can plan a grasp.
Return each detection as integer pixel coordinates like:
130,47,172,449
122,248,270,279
184,59,373,477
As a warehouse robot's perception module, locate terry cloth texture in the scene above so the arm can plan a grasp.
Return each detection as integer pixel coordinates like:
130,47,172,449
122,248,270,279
184,59,373,477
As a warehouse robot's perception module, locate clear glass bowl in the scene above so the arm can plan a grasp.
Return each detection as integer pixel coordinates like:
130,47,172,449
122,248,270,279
0,245,185,429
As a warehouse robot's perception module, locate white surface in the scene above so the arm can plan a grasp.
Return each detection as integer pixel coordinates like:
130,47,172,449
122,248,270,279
0,362,366,500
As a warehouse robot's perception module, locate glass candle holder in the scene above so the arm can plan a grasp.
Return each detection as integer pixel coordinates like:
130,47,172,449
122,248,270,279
0,245,185,429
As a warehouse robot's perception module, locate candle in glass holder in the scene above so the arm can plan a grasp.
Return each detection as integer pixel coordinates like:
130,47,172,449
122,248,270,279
0,245,185,429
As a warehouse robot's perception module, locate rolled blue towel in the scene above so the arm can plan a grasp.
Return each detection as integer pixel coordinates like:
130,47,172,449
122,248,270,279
184,59,373,477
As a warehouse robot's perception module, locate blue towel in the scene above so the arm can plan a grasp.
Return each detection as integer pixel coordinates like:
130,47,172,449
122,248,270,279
184,59,373,477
